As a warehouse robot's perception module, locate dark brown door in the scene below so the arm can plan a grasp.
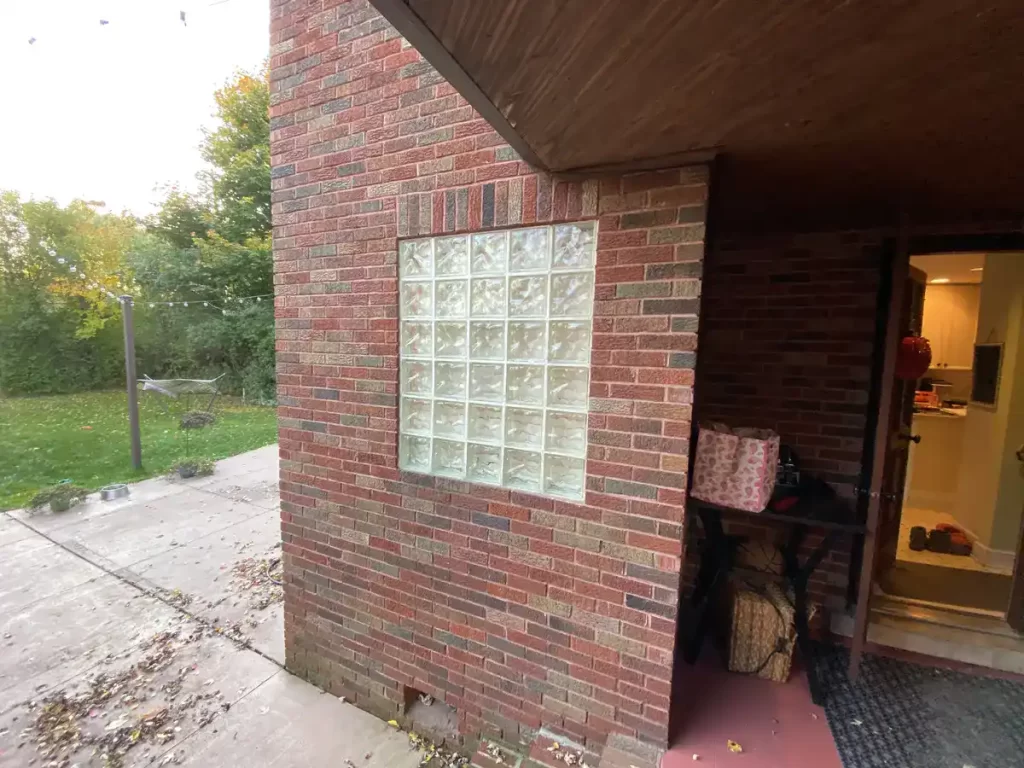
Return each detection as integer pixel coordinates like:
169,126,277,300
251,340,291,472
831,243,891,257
873,265,928,580
849,244,924,678
1009,505,1024,631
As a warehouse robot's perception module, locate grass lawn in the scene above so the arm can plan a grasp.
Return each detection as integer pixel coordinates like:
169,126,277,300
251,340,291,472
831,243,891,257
0,390,278,510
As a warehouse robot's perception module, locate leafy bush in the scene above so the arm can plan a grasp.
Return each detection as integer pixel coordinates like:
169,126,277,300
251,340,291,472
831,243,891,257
170,458,215,478
29,483,90,511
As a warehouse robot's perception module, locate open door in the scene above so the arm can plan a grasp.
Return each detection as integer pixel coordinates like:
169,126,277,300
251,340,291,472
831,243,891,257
1010,504,1024,632
849,243,927,677
873,265,929,581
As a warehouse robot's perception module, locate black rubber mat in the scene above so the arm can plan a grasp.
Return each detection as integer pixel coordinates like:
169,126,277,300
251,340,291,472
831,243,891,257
817,647,1024,768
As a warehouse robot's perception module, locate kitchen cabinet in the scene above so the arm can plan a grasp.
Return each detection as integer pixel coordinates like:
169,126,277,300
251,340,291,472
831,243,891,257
921,284,980,370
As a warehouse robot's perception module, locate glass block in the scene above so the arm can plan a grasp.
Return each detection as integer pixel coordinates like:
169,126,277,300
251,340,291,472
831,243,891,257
545,411,587,455
435,322,467,358
550,272,594,317
401,281,432,317
471,277,506,317
509,227,550,272
432,438,465,477
401,360,432,395
508,276,547,317
402,321,432,357
471,232,507,274
470,321,504,360
508,322,546,361
434,362,466,399
468,404,503,442
400,434,431,472
547,366,588,407
433,400,466,439
553,222,596,269
401,397,432,434
435,279,467,317
505,407,543,449
506,364,544,405
435,235,468,276
544,454,585,498
400,239,432,277
467,443,501,484
469,363,504,402
548,321,591,362
504,448,541,491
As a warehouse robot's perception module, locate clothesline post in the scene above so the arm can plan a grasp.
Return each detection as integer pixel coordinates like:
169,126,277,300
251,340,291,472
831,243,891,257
121,295,142,469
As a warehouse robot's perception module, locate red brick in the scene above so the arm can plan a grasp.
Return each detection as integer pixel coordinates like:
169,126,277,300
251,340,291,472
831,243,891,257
271,1,709,750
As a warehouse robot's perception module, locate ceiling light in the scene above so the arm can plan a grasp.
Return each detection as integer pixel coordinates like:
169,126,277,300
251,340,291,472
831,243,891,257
930,278,950,284
970,267,984,272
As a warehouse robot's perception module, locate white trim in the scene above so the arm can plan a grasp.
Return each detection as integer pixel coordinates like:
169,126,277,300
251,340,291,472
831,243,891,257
971,538,1017,573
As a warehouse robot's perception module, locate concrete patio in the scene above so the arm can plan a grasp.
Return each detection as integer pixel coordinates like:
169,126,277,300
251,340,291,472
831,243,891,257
0,446,421,768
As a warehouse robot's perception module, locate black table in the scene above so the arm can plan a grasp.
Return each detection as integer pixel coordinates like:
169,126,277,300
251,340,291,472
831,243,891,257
681,495,867,704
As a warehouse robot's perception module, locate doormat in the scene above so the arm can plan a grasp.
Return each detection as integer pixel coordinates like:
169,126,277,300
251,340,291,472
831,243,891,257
879,561,1012,612
816,647,1024,768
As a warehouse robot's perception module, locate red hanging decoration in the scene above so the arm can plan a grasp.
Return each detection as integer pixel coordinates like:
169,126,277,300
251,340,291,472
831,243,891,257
896,334,932,380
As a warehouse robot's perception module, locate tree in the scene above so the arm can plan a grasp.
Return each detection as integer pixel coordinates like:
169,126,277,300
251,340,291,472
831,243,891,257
200,70,271,243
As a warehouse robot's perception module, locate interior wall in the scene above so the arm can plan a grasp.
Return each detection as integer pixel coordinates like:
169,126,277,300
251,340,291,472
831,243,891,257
953,253,1024,555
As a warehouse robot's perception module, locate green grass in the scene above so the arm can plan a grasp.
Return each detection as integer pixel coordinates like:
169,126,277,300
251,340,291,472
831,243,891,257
0,390,278,510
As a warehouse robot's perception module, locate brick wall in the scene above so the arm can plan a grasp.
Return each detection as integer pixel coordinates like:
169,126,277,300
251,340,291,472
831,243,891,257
694,233,884,603
269,0,709,750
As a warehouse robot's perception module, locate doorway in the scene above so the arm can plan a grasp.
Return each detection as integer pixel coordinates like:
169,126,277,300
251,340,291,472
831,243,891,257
869,245,1024,628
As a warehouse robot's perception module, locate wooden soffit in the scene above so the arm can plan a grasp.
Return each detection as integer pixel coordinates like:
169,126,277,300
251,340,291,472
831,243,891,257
373,0,1024,230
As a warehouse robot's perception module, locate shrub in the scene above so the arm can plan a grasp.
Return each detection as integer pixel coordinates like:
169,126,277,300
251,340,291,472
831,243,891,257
29,484,90,512
170,458,215,478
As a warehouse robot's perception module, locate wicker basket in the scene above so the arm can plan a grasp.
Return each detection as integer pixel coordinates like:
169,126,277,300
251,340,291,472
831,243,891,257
726,582,810,683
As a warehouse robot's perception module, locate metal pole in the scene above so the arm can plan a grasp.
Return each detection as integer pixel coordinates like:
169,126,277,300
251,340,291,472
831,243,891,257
121,295,142,469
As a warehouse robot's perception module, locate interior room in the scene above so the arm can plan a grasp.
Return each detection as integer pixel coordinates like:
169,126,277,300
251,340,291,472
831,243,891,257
883,252,1023,614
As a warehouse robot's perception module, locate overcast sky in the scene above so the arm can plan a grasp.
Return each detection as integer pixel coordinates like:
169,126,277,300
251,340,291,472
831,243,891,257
0,0,269,215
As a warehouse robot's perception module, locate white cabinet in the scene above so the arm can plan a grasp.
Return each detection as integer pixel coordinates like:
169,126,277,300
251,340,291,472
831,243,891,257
921,284,980,370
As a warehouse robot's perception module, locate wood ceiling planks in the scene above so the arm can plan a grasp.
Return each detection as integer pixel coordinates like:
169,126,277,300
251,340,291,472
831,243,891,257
399,0,1024,228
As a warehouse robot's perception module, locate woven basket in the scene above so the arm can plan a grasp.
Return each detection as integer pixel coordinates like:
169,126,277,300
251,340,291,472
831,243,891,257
726,582,813,683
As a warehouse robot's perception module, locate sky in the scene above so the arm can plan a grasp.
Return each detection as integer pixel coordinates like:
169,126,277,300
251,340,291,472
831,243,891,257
0,0,269,216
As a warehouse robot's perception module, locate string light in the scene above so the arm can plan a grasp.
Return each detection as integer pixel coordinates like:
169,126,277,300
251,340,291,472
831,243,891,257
49,251,268,311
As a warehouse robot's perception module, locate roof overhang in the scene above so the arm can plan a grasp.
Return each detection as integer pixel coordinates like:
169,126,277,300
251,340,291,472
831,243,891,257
372,0,1024,230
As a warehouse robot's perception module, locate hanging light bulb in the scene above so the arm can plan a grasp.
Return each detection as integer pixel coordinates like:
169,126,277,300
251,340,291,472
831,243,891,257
203,302,209,307
69,265,76,273
79,272,87,279
57,257,65,264
149,303,155,308
183,302,189,307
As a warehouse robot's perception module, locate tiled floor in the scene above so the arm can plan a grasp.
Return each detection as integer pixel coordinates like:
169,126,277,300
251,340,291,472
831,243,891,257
666,650,842,768
897,506,1010,574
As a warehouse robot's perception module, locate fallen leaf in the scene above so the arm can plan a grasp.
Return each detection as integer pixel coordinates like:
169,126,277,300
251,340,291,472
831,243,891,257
727,740,743,753
387,719,399,728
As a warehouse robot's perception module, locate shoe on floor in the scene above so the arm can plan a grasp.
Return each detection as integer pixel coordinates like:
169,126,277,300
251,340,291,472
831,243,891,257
909,526,928,551
927,528,952,553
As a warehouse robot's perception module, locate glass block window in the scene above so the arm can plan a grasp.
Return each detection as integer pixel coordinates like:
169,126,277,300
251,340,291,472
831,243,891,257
398,222,596,500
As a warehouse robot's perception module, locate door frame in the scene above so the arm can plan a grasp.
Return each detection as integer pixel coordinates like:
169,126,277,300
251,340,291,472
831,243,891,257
851,231,1024,674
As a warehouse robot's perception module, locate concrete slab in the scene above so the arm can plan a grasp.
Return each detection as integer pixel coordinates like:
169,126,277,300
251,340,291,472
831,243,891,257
120,511,285,663
7,475,191,533
46,487,267,569
0,533,103,615
0,575,183,712
0,446,427,768
0,608,280,767
162,669,423,768
0,515,34,548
